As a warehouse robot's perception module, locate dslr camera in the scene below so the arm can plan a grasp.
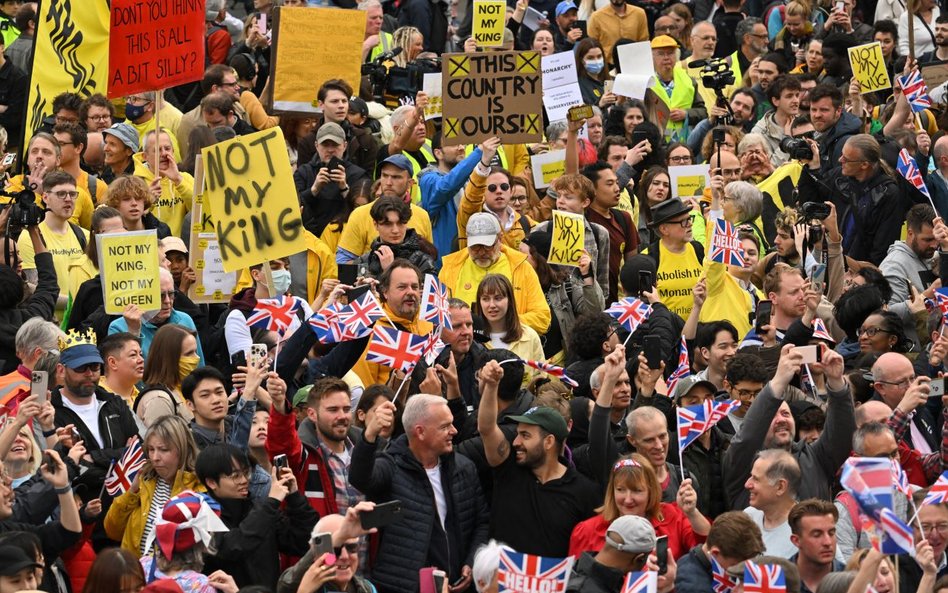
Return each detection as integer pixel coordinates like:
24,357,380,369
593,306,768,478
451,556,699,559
0,186,45,234
799,201,832,221
779,136,814,161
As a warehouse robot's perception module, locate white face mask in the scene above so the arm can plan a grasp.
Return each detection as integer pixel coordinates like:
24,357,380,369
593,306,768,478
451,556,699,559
271,269,292,295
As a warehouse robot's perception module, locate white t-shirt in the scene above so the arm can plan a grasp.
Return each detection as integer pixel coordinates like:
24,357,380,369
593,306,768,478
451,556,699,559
61,396,106,448
744,507,798,559
426,465,447,531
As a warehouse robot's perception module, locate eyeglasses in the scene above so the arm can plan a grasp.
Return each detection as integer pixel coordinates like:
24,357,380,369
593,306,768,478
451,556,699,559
88,115,111,122
220,81,240,88
920,523,948,535
874,375,916,389
664,217,693,227
839,155,867,164
510,195,528,202
656,25,678,32
160,290,176,301
856,326,891,338
224,469,251,481
668,155,692,164
750,33,769,39
57,141,75,147
126,96,152,105
720,168,743,176
71,363,101,374
49,190,79,200
334,543,360,555
733,388,759,398
487,183,511,193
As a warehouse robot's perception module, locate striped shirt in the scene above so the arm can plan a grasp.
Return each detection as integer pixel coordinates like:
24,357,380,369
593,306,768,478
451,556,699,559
140,478,172,556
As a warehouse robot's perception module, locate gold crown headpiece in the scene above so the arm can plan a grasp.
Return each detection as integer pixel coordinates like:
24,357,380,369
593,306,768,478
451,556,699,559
59,329,97,352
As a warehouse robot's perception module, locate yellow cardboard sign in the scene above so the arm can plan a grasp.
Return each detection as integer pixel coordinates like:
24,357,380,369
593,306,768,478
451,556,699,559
541,161,565,186
97,230,160,314
848,42,891,94
202,128,306,272
473,1,506,47
549,210,585,267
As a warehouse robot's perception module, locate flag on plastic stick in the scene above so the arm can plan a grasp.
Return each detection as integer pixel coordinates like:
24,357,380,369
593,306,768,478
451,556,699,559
891,460,911,497
897,148,936,210
743,563,787,593
335,290,385,339
665,337,690,396
710,218,746,267
839,457,895,519
811,318,835,343
710,554,736,593
523,359,579,388
421,274,453,330
497,549,574,593
308,304,345,344
898,69,933,113
246,295,305,334
366,326,427,373
605,298,652,333
677,399,739,452
879,508,915,555
935,289,948,323
924,472,948,506
104,438,147,496
621,570,657,593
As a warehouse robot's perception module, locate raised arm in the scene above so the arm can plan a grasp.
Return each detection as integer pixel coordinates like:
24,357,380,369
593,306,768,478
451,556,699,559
477,360,510,467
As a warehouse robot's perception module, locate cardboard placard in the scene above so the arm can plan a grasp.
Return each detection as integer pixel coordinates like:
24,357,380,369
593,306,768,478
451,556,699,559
202,128,306,272
921,61,948,93
107,0,204,97
669,164,711,199
530,149,566,189
97,230,161,314
187,187,237,304
442,51,543,145
848,42,891,94
269,7,365,114
473,1,506,47
549,211,585,267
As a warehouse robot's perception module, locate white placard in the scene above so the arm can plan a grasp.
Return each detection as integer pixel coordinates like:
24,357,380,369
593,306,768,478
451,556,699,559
543,83,585,123
522,6,546,31
612,41,655,100
542,51,578,89
423,73,443,120
668,164,712,199
530,149,566,189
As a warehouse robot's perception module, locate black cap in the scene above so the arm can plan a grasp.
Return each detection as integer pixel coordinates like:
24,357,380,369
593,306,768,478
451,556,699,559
523,229,552,259
649,198,692,227
0,546,42,577
349,97,369,118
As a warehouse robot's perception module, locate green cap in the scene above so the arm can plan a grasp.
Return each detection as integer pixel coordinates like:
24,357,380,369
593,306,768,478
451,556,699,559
507,406,569,440
292,385,313,408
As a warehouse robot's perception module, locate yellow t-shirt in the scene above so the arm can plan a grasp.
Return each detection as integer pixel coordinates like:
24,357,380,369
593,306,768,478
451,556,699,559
4,175,95,230
320,222,343,256
134,156,194,237
336,201,433,260
452,254,513,306
18,220,89,298
76,171,107,207
655,241,703,320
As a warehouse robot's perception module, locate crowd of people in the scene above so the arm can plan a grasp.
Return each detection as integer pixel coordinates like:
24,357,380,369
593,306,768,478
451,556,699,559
5,0,948,591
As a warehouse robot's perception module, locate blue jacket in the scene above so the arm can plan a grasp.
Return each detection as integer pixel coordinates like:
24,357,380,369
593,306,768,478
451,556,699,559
420,147,482,268
108,309,206,365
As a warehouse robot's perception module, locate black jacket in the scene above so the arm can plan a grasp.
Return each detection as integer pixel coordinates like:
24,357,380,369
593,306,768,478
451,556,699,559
294,156,369,236
203,493,317,589
0,252,57,373
297,120,379,183
350,433,490,593
566,552,629,593
815,111,862,176
356,228,436,279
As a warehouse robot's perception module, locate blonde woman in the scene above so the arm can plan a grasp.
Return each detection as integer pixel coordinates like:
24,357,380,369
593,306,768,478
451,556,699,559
391,26,424,68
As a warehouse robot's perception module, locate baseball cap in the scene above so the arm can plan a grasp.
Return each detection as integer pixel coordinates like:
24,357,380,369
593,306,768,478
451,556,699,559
555,0,578,16
160,236,188,255
507,406,569,440
671,376,718,403
466,213,502,247
292,385,313,408
650,35,679,50
316,122,346,145
102,122,140,153
381,154,414,175
604,515,656,554
60,344,104,370
0,546,42,577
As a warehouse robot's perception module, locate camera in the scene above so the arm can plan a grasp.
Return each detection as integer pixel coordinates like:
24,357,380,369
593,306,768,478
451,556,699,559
779,136,814,161
688,57,737,125
800,201,832,221
0,186,45,234
361,49,441,108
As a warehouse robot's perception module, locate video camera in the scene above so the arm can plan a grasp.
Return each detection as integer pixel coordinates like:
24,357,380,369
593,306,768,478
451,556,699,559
0,185,45,234
361,48,442,108
779,137,814,162
688,57,736,126
796,201,832,244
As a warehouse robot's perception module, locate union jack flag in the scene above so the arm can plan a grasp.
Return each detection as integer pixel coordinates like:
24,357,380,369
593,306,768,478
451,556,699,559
811,318,835,343
497,549,575,593
743,563,786,593
710,218,745,267
422,327,447,366
924,472,948,506
896,148,933,202
334,290,384,338
605,298,652,333
665,337,690,396
677,399,739,452
104,438,147,496
710,554,735,593
246,295,304,334
421,274,453,330
935,289,948,323
891,460,911,497
898,69,933,113
840,457,894,518
879,507,914,555
621,570,657,593
366,326,427,373
524,359,579,388
308,304,345,344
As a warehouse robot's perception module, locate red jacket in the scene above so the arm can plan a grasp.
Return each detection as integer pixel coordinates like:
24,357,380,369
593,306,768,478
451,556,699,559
568,503,706,560
206,26,231,65
62,523,96,593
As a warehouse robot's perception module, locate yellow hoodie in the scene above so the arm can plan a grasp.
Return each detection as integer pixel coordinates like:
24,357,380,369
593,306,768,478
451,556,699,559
133,154,195,238
352,304,434,388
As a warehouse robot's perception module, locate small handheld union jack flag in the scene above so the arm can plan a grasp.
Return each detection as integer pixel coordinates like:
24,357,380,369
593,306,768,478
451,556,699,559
898,69,933,113
811,318,835,343
879,507,915,555
934,289,948,324
743,563,786,593
104,437,147,496
710,554,736,593
308,304,346,344
621,570,657,593
497,549,575,593
523,359,579,388
891,459,911,497
710,218,745,267
665,337,690,396
366,326,427,373
896,148,935,209
246,295,304,335
334,290,384,338
678,399,739,452
422,327,447,366
421,274,453,330
605,298,652,333
924,472,948,506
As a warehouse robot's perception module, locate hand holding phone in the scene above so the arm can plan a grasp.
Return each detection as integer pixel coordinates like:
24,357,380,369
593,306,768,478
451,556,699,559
360,500,403,530
655,535,669,575
755,300,773,334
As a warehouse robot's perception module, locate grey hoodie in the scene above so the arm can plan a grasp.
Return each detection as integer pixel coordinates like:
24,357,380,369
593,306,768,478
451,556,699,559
878,240,936,304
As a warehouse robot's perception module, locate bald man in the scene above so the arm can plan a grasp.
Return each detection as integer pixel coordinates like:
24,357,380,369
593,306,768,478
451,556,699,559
870,352,938,453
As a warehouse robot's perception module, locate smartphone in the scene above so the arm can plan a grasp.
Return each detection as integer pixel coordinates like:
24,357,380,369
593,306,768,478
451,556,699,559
43,451,57,472
328,156,342,171
70,427,83,443
249,343,268,367
360,500,404,530
644,334,662,370
1,153,15,167
572,20,587,36
312,531,333,559
930,377,945,397
30,371,49,400
835,0,844,10
604,80,614,94
810,263,827,295
631,129,649,147
273,454,288,470
432,570,446,593
755,300,772,334
794,344,820,364
257,12,267,34
638,270,653,296
568,104,594,122
339,263,359,286
655,535,669,575
230,350,247,369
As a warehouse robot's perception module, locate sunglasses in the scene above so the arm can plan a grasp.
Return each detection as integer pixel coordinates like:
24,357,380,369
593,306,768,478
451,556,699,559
487,183,510,193
334,543,359,555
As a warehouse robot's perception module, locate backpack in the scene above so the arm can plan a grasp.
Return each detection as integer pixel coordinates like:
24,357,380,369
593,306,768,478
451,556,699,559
70,222,87,250
134,383,180,417
835,490,864,540
644,239,705,270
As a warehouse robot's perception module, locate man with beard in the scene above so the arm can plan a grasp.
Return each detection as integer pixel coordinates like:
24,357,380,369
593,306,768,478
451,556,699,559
478,359,600,557
879,204,939,303
919,15,948,64
587,0,648,67
435,299,488,409
723,344,854,510
687,88,757,156
751,75,801,166
733,18,769,75
51,330,139,496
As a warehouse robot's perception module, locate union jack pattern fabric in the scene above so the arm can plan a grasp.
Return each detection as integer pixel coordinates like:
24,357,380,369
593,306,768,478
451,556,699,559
605,298,652,333
366,326,427,373
524,359,579,388
811,318,835,343
334,290,384,338
497,549,575,593
665,337,691,396
421,274,453,330
422,327,447,366
710,218,745,267
621,570,657,593
935,289,948,323
246,295,304,334
104,438,147,496
897,149,933,202
924,472,948,506
743,563,786,593
710,554,735,593
879,508,914,555
898,70,933,112
891,460,911,497
308,304,345,344
677,399,739,452
840,457,894,517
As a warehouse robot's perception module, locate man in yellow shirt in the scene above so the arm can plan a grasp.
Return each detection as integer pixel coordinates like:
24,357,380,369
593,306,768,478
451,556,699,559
588,0,649,67
52,123,106,211
642,198,704,320
136,129,194,237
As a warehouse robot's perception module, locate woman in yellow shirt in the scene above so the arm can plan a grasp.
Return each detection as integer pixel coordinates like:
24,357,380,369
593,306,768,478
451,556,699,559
473,274,544,382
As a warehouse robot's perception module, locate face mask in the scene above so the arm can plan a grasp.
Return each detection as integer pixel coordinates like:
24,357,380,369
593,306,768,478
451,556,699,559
271,269,292,295
124,102,147,121
585,59,605,74
178,355,200,381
